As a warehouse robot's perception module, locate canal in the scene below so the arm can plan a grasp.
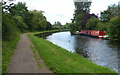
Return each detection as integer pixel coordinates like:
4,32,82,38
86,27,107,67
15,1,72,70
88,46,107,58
45,31,119,73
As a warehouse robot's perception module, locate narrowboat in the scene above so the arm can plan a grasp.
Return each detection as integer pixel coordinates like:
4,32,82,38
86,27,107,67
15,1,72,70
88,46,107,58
80,30,105,38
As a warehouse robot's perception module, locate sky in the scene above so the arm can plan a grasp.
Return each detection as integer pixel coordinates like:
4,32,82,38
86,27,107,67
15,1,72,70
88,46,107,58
4,0,120,24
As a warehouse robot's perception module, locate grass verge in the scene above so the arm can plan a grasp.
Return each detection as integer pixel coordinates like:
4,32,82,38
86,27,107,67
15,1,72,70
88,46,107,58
28,31,116,73
2,35,20,73
30,45,42,68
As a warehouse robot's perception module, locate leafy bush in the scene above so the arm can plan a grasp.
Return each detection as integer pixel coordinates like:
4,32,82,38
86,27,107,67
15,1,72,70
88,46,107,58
69,23,81,33
2,13,19,41
108,15,120,41
96,22,108,31
86,17,99,30
13,16,28,32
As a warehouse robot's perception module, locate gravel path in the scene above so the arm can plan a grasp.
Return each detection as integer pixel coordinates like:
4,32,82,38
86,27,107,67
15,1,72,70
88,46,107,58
8,34,52,73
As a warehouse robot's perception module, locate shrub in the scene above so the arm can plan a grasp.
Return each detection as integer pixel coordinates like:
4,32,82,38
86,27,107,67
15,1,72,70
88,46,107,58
108,15,120,42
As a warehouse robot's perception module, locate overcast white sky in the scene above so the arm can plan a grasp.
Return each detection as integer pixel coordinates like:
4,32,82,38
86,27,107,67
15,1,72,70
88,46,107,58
5,0,120,24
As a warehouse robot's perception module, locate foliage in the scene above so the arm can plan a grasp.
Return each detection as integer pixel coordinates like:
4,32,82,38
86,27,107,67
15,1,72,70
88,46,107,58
54,21,61,26
82,13,98,29
52,21,62,29
70,2,97,32
74,2,91,13
2,1,53,73
2,1,52,39
13,15,28,32
61,24,69,29
2,1,14,13
99,4,120,42
9,2,33,32
71,10,98,32
46,22,52,30
108,15,120,41
28,32,116,73
9,2,28,17
69,23,81,33
2,35,20,73
96,22,108,31
2,13,19,41
31,10,47,31
86,17,99,30
100,4,119,22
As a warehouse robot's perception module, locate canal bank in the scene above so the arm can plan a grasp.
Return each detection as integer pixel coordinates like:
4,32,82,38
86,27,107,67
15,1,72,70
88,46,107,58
28,31,117,73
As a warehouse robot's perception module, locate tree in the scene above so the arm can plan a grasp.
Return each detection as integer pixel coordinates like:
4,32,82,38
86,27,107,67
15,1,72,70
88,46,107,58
31,10,47,31
82,13,98,29
2,1,20,40
69,23,79,33
2,13,19,40
96,22,108,31
108,15,120,42
9,2,33,31
13,15,28,32
54,21,62,26
74,2,91,13
2,1,14,13
46,22,52,30
86,17,99,30
53,21,62,29
100,4,119,22
70,2,94,32
9,2,28,17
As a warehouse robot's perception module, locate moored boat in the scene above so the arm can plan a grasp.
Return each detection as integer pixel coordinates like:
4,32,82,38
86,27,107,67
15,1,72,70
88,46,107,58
80,30,105,38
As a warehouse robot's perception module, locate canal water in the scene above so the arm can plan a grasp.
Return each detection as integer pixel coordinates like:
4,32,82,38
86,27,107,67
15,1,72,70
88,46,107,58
45,31,120,73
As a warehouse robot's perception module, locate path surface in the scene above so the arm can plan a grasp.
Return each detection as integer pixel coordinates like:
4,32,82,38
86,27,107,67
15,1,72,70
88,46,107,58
8,34,52,73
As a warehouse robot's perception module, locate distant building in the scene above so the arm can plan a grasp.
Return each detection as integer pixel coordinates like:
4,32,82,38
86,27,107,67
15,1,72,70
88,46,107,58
73,0,92,12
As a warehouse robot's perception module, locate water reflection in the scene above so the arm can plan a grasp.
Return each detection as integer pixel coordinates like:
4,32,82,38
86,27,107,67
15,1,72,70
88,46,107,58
46,32,76,52
74,35,119,72
46,31,119,73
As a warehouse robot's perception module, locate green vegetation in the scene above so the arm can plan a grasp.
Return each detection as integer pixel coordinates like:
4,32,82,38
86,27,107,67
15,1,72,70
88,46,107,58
30,45,42,69
30,10,48,31
69,2,98,32
28,31,116,73
86,17,99,30
2,1,53,38
2,36,20,73
0,51,1,74
69,2,120,42
2,0,120,73
52,21,69,30
108,15,120,42
2,1,53,73
100,4,119,23
2,13,20,40
2,1,68,41
99,4,120,41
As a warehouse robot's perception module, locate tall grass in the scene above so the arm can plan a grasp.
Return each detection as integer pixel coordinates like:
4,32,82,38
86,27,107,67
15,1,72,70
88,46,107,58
2,35,20,73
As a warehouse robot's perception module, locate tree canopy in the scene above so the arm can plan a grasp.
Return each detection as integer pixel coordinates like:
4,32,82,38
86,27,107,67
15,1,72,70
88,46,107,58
70,2,99,32
108,15,120,42
86,17,99,30
2,1,52,41
100,4,119,22
70,2,120,42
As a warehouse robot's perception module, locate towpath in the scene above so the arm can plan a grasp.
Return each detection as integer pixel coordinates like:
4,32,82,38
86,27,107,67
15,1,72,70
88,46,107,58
8,33,52,73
